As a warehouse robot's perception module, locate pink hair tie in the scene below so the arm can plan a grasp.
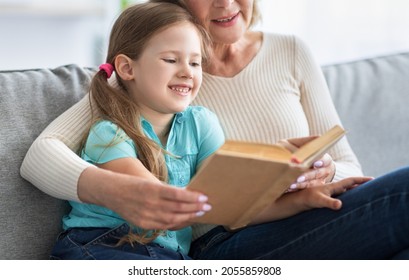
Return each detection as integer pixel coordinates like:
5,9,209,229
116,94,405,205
99,63,114,79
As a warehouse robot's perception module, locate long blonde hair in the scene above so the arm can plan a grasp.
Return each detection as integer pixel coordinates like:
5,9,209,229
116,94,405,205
87,2,210,245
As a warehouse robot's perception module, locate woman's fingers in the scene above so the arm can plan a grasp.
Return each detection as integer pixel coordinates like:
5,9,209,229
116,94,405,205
106,177,212,230
158,183,208,204
287,153,336,191
130,205,205,230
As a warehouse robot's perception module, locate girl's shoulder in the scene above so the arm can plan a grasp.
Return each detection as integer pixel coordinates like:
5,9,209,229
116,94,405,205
88,119,129,142
91,119,117,130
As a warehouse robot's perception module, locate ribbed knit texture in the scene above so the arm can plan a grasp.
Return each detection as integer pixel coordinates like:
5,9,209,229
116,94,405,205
192,33,362,240
20,33,362,240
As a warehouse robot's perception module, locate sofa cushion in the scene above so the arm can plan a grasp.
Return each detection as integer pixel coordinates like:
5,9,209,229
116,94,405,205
0,65,95,259
1,52,409,259
322,52,409,177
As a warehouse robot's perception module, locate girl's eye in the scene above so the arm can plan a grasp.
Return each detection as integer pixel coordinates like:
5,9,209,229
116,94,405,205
191,62,201,67
163,58,176,63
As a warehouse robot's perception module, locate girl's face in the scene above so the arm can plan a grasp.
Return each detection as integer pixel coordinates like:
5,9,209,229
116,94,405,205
128,22,203,120
184,0,254,44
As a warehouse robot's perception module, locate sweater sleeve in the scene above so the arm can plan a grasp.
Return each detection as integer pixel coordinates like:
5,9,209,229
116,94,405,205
20,95,94,202
294,36,363,180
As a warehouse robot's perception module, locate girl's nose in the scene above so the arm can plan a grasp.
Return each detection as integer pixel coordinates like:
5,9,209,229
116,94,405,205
179,65,193,79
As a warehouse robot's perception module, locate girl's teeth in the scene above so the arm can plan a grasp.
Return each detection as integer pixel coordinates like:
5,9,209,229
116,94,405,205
171,87,190,93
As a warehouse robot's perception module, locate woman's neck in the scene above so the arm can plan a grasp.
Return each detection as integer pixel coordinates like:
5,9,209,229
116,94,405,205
205,31,263,77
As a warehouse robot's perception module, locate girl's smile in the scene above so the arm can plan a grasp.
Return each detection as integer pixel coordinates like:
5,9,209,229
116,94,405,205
169,84,193,96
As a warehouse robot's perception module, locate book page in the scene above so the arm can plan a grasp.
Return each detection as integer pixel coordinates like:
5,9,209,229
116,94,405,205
219,141,292,162
291,125,346,166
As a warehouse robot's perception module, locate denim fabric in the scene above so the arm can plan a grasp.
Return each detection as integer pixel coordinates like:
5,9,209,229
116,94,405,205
190,166,409,260
51,223,191,260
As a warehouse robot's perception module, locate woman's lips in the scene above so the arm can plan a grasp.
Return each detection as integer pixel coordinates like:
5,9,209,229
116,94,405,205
211,12,239,27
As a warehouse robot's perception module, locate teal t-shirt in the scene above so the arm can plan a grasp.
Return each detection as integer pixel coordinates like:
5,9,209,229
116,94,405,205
62,106,225,254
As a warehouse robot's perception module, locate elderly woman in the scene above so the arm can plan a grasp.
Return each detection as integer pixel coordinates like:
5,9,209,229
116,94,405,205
21,0,409,259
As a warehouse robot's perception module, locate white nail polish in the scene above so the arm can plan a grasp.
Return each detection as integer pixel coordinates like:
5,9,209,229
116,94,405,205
297,176,305,183
314,161,324,168
202,204,212,211
290,183,297,189
196,211,205,217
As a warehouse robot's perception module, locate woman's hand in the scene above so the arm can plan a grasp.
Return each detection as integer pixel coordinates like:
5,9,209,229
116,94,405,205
78,167,210,230
278,136,336,192
288,153,336,191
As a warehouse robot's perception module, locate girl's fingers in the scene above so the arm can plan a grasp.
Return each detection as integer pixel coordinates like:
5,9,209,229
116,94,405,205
328,176,373,196
319,176,373,210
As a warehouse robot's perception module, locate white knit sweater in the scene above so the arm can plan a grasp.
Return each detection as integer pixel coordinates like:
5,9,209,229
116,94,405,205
21,33,362,239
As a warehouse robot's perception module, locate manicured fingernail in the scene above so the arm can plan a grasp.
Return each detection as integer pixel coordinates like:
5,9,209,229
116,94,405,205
290,183,297,189
297,176,305,183
198,195,208,202
202,204,212,211
314,160,324,168
196,211,205,217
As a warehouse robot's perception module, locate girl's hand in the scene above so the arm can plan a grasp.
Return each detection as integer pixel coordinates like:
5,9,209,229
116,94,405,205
299,176,373,210
250,176,373,225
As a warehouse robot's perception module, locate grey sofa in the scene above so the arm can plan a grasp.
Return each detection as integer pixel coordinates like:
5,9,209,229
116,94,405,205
1,52,409,259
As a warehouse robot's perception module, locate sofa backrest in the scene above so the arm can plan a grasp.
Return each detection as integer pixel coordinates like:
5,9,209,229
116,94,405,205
322,52,409,177
1,52,408,259
0,65,94,259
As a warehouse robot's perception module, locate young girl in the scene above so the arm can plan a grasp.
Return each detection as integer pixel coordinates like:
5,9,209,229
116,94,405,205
50,2,224,260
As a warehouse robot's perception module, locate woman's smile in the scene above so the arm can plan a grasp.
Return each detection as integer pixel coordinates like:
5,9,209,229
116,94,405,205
211,12,240,27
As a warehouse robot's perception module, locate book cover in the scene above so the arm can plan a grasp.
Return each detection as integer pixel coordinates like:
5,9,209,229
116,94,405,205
187,125,346,229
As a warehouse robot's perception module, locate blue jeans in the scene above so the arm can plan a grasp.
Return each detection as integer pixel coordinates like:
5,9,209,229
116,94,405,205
50,223,190,260
189,166,409,259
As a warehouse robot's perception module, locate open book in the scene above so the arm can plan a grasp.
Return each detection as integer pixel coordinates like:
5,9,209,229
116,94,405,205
187,125,346,230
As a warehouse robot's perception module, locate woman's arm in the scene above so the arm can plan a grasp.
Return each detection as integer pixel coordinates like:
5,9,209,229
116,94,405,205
20,95,92,201
78,165,208,229
89,157,210,229
20,96,207,229
294,36,363,181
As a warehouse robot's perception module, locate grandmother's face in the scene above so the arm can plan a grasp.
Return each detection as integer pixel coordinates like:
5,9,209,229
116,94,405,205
184,0,254,44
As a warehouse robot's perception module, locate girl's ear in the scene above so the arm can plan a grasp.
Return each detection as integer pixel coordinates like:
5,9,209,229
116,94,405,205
114,54,134,81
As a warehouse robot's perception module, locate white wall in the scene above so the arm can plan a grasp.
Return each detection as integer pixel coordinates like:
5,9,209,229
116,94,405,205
0,0,120,70
0,0,408,70
256,0,409,65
